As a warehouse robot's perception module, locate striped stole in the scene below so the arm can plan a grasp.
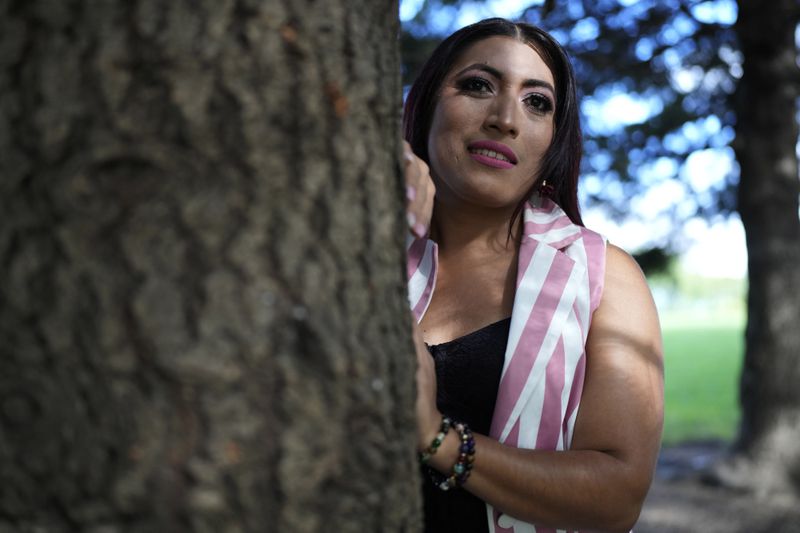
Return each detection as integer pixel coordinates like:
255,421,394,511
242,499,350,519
406,199,607,533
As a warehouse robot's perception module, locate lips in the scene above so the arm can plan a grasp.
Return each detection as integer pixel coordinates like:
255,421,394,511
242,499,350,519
467,140,518,169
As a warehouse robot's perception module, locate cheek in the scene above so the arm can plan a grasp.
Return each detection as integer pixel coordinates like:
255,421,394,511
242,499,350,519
535,118,555,144
430,94,484,135
426,106,460,172
527,123,555,159
430,103,462,140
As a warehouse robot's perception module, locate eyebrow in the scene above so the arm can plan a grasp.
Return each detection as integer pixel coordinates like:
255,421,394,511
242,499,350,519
454,63,556,96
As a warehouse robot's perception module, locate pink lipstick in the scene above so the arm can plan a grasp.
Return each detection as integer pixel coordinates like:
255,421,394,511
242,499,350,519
467,140,518,169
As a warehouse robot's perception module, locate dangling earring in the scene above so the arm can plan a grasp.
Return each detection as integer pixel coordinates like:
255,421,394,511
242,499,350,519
538,179,554,198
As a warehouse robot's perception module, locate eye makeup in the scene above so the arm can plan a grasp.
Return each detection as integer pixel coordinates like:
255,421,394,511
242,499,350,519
451,63,556,104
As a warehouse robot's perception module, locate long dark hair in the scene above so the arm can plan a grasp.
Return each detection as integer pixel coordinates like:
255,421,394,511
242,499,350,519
403,18,584,226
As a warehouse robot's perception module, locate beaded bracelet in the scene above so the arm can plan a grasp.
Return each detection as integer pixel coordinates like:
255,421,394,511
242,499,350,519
419,416,452,464
427,420,476,491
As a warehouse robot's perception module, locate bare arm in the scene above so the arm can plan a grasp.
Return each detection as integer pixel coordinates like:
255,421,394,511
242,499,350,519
416,244,664,532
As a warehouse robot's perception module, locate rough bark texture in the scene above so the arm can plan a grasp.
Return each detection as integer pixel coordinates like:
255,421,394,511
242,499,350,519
0,1,420,531
723,0,800,499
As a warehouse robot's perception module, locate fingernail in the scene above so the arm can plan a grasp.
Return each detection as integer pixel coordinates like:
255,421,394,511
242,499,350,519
406,185,416,202
413,222,427,238
407,212,416,228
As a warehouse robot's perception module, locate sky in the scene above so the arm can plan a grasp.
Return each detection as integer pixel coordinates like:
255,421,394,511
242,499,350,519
401,0,752,279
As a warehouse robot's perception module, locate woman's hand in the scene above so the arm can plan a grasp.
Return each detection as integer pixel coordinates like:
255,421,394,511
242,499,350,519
403,141,436,239
412,315,441,451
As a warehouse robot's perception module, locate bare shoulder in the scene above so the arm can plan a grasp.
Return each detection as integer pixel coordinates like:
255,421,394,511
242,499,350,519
604,242,649,290
591,243,662,359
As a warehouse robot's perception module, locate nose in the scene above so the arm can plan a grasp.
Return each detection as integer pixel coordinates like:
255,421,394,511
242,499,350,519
484,92,519,138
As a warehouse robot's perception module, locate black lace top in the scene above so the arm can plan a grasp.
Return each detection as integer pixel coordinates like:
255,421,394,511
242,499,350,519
422,317,510,533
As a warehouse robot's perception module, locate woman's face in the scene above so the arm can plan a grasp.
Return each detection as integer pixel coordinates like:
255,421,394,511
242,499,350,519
427,36,556,210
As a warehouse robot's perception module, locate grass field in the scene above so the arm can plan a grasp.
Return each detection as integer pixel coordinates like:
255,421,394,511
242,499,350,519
650,272,745,445
661,325,743,444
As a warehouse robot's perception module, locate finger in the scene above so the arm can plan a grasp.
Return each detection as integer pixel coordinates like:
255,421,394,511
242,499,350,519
403,151,421,204
410,167,433,238
403,162,424,225
401,150,433,238
406,184,417,203
419,178,435,227
408,159,428,205
402,140,415,166
408,190,428,238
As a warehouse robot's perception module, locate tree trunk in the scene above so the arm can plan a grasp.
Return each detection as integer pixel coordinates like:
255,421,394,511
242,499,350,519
725,0,800,498
0,1,420,531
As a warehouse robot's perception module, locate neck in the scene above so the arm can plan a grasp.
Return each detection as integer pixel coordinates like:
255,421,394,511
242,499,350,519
430,199,523,256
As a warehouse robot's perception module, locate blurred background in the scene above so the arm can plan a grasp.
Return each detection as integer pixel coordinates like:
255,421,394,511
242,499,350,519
401,0,789,449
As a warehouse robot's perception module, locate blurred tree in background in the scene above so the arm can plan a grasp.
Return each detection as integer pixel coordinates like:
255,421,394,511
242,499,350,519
401,0,800,499
727,0,800,498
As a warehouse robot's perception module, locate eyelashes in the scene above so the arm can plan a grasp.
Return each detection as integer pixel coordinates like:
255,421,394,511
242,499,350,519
456,76,492,93
523,93,554,114
455,75,554,114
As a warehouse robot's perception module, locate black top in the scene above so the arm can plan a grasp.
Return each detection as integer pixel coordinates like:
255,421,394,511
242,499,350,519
422,317,510,533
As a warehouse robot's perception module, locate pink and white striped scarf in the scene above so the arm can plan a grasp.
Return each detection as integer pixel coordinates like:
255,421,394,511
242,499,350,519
407,199,607,533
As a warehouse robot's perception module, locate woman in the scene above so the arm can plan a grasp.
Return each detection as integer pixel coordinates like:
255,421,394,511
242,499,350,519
403,18,663,533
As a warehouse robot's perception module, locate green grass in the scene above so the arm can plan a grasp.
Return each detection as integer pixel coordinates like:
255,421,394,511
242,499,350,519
649,271,746,445
661,325,743,445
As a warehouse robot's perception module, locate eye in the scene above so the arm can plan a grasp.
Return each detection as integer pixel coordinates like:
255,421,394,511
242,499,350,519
457,76,492,94
523,93,554,114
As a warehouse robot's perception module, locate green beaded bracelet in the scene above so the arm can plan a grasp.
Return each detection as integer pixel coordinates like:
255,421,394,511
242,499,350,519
419,416,452,464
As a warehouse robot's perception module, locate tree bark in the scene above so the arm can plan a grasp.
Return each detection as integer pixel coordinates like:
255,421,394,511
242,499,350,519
0,1,420,531
726,0,800,498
